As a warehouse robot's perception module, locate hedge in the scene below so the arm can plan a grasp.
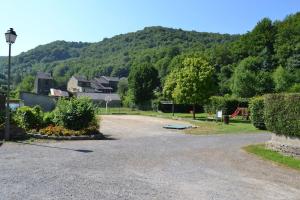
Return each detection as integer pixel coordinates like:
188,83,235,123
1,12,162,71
264,93,300,137
205,96,248,115
249,96,266,130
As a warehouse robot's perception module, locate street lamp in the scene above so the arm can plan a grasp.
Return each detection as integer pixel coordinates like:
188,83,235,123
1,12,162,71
4,28,17,141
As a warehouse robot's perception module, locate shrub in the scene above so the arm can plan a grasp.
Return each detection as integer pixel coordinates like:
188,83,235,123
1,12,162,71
14,106,43,130
53,97,95,130
205,96,248,115
288,83,300,93
43,112,55,126
249,96,266,130
264,93,300,137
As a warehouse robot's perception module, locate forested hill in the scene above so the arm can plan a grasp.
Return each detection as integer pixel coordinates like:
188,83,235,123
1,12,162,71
1,12,299,97
0,26,239,87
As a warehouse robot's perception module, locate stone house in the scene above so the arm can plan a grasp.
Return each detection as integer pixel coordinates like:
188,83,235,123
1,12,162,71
34,72,54,95
67,76,95,93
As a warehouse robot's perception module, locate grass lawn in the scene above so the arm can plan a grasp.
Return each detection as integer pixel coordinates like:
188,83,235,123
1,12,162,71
244,144,300,171
97,107,266,135
185,120,265,135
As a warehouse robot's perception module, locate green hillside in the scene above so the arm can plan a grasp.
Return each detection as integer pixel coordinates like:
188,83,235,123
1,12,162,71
0,12,299,97
0,26,239,88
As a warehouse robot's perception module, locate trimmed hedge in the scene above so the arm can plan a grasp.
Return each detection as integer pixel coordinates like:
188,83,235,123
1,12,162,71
249,96,266,130
205,96,248,115
264,93,300,137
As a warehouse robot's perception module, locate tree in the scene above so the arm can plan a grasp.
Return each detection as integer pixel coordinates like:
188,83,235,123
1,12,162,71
164,57,215,119
117,78,128,103
273,66,294,92
18,75,35,92
128,62,159,108
218,64,233,95
231,56,274,97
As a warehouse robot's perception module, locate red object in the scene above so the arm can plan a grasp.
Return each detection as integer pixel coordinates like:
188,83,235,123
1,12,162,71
230,107,241,118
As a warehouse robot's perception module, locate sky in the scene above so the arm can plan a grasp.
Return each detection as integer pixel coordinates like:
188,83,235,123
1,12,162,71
0,0,299,56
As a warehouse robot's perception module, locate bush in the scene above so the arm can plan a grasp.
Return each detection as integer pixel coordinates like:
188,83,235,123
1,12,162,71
53,97,95,130
14,106,43,130
43,112,55,126
249,96,266,130
205,96,248,115
264,93,300,137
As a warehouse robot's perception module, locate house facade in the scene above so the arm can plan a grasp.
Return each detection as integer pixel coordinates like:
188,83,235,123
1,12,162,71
67,76,95,93
67,75,120,94
34,72,54,95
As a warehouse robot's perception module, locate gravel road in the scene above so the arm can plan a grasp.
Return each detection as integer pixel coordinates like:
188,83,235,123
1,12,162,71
0,115,299,200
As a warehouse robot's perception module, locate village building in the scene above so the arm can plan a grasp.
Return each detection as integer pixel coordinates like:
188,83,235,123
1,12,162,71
67,76,95,93
34,72,54,95
96,76,120,92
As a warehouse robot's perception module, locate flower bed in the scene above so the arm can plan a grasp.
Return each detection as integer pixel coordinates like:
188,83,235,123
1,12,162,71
13,97,103,140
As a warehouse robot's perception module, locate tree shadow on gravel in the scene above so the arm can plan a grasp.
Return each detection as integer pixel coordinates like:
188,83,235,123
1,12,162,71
15,141,94,153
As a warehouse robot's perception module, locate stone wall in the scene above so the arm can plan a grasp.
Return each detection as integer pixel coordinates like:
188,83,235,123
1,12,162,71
266,133,300,158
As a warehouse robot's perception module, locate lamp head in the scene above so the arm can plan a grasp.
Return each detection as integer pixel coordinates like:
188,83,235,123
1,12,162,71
5,28,17,44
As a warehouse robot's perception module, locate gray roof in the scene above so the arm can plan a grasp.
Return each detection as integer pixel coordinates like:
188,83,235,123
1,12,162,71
37,72,52,79
76,93,121,101
73,75,90,83
90,80,113,90
101,76,120,82
94,77,109,84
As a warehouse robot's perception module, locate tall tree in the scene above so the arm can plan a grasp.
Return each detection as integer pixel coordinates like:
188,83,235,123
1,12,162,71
164,57,215,119
273,66,295,92
128,62,159,108
18,75,35,92
231,56,274,97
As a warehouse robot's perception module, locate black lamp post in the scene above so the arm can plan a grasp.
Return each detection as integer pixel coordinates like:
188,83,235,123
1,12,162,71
4,28,17,141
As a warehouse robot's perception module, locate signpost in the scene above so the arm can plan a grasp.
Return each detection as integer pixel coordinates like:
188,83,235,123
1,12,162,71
105,95,112,114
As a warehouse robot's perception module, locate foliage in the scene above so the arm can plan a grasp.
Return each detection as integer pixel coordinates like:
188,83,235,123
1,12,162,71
205,96,248,115
231,56,274,97
53,97,95,130
0,13,299,99
14,106,43,131
264,93,300,137
289,83,300,92
117,78,128,103
172,57,215,104
128,62,159,107
17,75,35,92
43,112,55,126
164,57,215,118
249,96,266,130
273,66,294,92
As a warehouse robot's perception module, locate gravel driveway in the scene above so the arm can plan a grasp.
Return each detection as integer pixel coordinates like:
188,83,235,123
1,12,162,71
0,115,299,200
